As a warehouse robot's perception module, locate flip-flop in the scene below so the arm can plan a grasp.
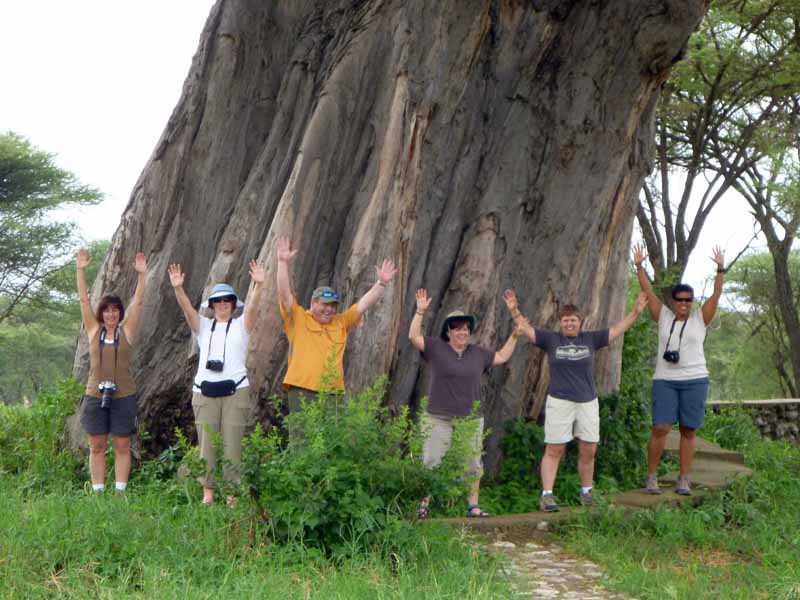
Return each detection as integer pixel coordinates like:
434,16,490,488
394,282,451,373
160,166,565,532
466,504,490,518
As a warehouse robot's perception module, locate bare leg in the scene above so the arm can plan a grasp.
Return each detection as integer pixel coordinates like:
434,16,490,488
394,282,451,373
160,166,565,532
678,425,697,476
111,436,131,484
203,487,214,505
577,441,597,488
647,425,672,475
88,434,108,486
540,443,566,490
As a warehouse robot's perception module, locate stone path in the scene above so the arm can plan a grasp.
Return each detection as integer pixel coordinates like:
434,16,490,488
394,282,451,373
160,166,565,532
491,539,634,599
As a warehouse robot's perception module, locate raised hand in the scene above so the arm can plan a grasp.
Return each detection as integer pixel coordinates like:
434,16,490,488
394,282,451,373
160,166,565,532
76,248,91,270
516,315,534,339
711,245,725,270
376,259,398,285
415,288,432,312
134,252,147,273
632,243,646,267
503,289,519,312
276,237,298,263
167,263,185,288
249,260,265,284
634,292,648,313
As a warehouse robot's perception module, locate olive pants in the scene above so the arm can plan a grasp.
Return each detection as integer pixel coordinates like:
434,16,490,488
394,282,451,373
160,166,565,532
191,387,255,488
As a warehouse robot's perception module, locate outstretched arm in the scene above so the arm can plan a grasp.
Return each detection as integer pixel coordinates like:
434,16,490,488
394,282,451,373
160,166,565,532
633,243,662,322
244,260,265,332
356,259,398,315
275,237,297,310
168,263,200,335
503,289,536,343
123,253,148,343
609,293,647,342
408,288,431,352
702,246,725,326
493,321,524,366
76,248,100,339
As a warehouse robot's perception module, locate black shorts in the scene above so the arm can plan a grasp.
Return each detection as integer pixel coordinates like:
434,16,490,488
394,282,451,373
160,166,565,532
80,394,138,437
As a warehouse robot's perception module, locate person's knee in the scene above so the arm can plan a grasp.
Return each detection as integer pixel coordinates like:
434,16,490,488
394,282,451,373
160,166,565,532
111,436,131,452
679,425,696,438
578,442,597,460
544,444,566,459
88,437,108,454
651,425,671,437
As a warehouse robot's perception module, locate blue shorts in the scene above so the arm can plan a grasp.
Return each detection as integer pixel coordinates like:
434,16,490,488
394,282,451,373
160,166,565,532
651,378,709,430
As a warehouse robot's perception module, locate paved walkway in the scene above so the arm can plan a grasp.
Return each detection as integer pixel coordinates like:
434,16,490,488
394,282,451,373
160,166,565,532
444,433,752,598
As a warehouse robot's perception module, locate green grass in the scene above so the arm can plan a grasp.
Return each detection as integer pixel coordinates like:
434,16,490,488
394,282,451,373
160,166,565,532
555,426,800,599
0,477,512,599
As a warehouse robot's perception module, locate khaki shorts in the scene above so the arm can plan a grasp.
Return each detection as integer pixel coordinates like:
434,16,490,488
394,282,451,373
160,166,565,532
421,412,484,478
544,395,599,444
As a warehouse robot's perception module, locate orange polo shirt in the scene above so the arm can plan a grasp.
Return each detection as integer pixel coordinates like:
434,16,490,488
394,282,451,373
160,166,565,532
279,297,362,391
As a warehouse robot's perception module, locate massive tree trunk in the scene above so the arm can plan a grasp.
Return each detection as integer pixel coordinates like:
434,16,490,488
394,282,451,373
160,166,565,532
74,0,704,474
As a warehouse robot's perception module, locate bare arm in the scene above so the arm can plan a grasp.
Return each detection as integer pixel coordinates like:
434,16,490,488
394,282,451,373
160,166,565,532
609,293,647,342
702,246,725,326
275,237,297,310
357,259,398,315
493,324,522,366
243,260,265,332
633,243,662,322
75,248,100,339
168,263,200,335
503,289,536,343
408,288,431,352
123,253,147,343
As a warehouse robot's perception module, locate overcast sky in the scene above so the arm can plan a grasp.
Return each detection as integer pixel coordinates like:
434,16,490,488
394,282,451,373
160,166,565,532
0,1,763,295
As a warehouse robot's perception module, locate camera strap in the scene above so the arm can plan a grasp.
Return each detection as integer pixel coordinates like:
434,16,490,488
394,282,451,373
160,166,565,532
664,318,688,352
207,318,233,366
98,326,120,384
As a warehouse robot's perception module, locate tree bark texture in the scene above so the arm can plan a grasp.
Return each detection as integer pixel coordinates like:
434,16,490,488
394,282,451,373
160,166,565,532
74,0,704,474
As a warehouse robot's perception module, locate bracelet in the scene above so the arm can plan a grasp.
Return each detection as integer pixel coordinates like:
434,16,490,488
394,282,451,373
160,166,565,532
416,310,425,316
716,268,726,274
377,280,387,287
510,310,521,319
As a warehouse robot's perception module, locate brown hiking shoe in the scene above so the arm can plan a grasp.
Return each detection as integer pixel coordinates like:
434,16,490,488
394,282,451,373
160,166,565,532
539,493,560,512
579,489,594,506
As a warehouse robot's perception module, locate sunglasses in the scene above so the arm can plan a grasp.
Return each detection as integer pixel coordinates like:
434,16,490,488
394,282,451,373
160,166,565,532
210,295,236,304
673,297,693,303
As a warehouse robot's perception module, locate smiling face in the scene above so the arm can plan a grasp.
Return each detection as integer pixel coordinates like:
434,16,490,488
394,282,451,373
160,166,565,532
671,293,693,319
310,298,338,324
210,296,236,321
447,320,472,347
102,304,121,329
559,314,582,337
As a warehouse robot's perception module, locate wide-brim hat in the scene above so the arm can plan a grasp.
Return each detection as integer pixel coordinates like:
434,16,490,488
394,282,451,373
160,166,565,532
207,283,244,308
311,286,340,304
440,310,477,340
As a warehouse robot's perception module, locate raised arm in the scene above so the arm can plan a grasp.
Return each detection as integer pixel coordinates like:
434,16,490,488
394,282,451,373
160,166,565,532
633,243,662,322
168,263,200,335
503,289,535,343
76,248,100,339
408,288,431,352
243,260,264,332
122,253,148,343
356,259,398,315
701,246,725,326
609,293,647,342
493,321,524,366
275,237,297,310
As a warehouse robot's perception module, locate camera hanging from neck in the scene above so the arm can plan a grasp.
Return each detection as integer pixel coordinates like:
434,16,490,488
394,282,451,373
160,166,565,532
98,325,120,384
207,318,233,367
664,318,688,354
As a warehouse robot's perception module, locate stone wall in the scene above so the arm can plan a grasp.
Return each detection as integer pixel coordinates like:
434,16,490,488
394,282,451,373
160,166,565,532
709,400,800,445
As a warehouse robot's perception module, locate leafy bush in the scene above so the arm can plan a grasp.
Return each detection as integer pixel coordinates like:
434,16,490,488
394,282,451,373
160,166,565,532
181,377,475,551
702,405,762,453
0,378,85,491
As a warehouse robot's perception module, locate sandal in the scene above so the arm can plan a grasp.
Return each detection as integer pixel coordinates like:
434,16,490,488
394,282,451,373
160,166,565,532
466,504,490,518
417,503,430,520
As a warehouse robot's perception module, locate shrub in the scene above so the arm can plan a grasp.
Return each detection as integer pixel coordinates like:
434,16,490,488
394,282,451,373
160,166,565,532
702,405,762,453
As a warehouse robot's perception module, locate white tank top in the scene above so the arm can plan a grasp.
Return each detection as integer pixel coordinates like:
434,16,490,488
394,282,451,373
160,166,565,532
194,316,250,389
653,307,709,381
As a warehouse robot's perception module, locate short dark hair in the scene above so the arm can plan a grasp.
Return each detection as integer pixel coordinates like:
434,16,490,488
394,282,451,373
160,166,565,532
558,304,583,322
441,318,472,341
96,295,125,323
671,284,694,299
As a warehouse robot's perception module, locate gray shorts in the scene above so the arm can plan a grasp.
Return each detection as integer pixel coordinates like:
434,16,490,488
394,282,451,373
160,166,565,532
421,412,484,478
80,394,138,437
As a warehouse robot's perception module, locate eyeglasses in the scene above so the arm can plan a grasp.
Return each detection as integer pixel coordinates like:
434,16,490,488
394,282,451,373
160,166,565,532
673,297,693,303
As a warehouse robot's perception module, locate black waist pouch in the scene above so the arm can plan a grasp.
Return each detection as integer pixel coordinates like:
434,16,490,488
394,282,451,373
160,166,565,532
197,377,245,398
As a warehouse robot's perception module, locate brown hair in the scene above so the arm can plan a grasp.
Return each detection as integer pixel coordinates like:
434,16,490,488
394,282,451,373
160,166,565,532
96,295,125,323
558,304,583,322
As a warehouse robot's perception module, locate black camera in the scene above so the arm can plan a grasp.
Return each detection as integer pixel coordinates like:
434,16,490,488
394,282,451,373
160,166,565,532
98,380,117,409
206,360,224,372
662,350,680,364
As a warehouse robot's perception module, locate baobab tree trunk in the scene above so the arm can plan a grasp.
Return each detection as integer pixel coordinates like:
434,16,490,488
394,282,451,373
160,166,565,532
74,0,704,475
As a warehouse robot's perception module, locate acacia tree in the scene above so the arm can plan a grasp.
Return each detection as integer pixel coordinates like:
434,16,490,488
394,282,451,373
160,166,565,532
74,0,704,470
637,0,800,286
0,132,102,323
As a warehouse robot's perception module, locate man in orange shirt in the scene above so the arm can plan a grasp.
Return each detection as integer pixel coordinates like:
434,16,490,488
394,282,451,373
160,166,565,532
275,237,398,415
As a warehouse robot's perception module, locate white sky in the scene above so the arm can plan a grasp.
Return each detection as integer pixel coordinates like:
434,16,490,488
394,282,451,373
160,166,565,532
0,1,765,295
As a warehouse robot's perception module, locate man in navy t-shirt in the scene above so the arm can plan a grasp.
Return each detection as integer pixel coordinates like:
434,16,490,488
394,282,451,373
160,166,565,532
504,290,647,512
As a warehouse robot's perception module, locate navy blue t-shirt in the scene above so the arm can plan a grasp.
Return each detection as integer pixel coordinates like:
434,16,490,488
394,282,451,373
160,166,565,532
534,328,610,403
